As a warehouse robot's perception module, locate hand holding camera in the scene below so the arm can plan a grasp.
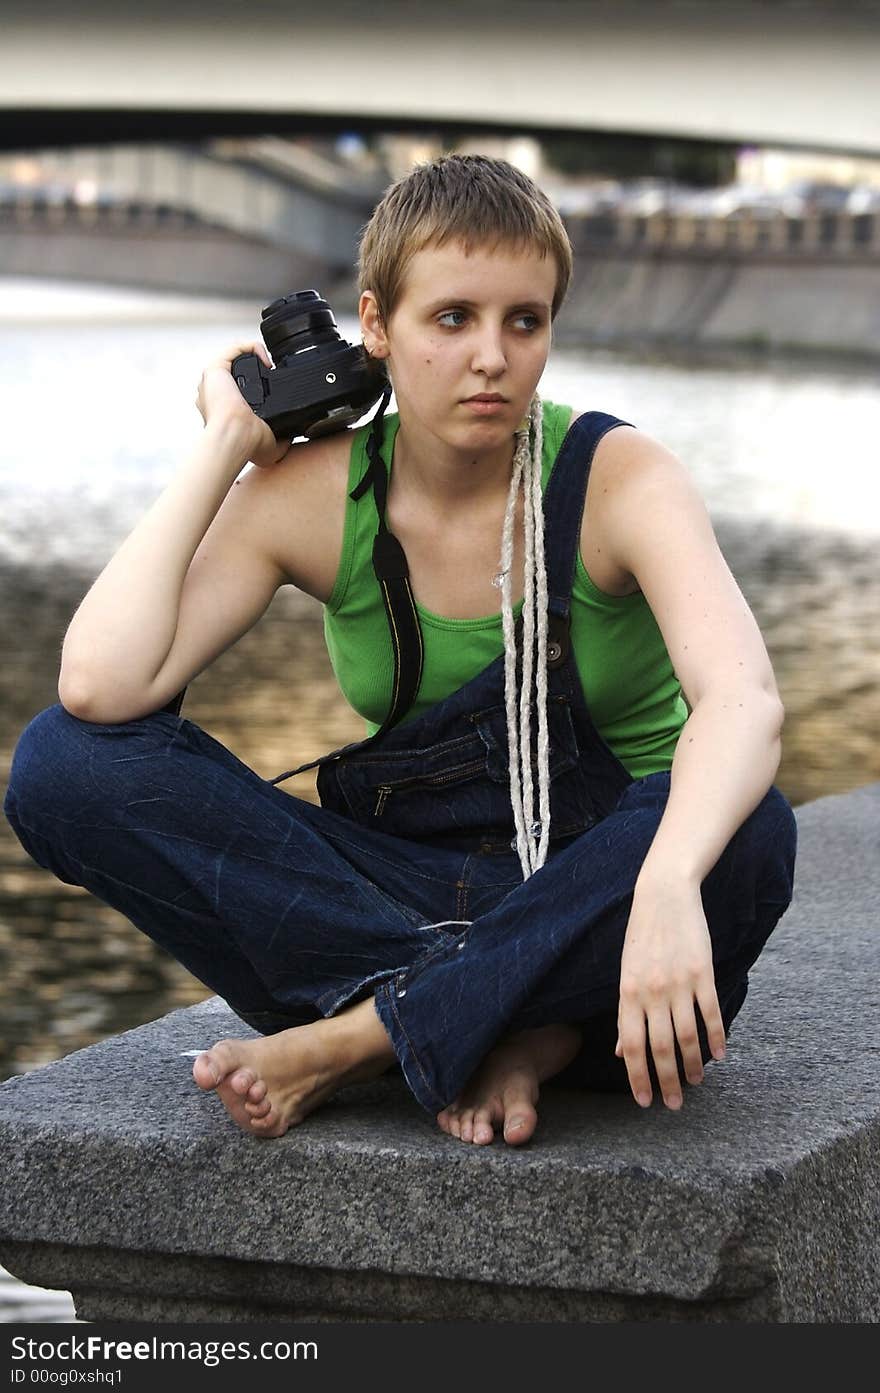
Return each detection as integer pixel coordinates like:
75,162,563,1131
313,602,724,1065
195,340,290,469
197,290,389,470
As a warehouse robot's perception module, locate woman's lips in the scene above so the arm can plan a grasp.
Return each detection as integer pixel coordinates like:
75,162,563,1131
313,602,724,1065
462,397,508,415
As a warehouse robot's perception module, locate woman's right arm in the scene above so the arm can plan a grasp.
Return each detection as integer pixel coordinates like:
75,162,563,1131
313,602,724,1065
58,341,292,723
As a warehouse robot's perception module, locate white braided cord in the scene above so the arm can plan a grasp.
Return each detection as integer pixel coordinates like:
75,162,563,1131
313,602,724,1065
498,430,528,870
497,394,551,880
529,396,552,869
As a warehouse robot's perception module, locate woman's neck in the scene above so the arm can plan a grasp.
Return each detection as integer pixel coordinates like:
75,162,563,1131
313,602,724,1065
390,420,518,516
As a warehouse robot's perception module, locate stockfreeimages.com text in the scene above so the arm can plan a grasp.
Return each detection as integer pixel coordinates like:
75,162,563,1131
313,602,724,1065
10,1336,313,1368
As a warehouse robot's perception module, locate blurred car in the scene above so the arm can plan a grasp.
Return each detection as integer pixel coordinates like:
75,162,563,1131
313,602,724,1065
552,180,623,215
846,186,880,215
784,180,852,213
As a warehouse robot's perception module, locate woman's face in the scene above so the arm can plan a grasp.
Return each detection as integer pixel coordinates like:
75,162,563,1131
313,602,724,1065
360,238,556,454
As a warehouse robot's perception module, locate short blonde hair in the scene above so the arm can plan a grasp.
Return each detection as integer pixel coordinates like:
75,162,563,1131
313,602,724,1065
357,153,573,328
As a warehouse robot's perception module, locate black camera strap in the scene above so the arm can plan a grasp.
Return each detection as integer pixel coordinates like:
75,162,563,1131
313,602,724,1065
265,383,427,785
348,383,425,742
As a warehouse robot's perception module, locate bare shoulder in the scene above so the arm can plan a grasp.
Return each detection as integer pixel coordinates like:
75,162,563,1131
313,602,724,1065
567,412,780,707
582,417,695,589
239,426,355,603
568,408,681,598
587,418,701,529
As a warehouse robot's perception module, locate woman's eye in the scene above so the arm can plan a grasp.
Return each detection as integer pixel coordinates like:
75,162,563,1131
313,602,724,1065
436,310,543,331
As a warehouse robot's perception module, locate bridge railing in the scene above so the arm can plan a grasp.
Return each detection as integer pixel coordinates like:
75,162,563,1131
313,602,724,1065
0,194,209,231
3,193,877,262
564,208,879,259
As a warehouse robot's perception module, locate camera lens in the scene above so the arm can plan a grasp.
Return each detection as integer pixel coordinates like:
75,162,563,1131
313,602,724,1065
260,290,341,366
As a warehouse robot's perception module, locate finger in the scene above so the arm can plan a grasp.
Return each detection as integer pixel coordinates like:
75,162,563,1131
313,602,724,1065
618,1002,652,1107
211,342,272,373
646,1007,682,1109
670,995,704,1087
695,978,727,1063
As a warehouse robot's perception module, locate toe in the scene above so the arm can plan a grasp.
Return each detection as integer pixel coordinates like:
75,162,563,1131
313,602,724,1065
193,1038,248,1090
247,1079,268,1104
229,1067,259,1097
472,1107,495,1144
245,1096,272,1119
192,1049,223,1090
249,1108,287,1139
460,1110,475,1143
438,1101,463,1138
503,1106,537,1145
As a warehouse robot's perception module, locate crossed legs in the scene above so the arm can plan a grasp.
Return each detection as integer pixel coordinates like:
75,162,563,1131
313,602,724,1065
5,705,795,1146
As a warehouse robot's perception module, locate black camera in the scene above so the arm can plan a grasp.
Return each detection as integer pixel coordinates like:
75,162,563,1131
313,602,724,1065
232,289,389,441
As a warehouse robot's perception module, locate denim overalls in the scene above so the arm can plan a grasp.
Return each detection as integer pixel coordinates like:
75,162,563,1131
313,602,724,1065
3,412,797,1115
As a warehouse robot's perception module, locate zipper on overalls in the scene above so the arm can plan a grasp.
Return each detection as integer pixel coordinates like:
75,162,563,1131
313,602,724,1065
372,760,486,817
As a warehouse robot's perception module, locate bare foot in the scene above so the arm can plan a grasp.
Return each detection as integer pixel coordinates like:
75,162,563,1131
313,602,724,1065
436,1022,583,1147
192,996,396,1138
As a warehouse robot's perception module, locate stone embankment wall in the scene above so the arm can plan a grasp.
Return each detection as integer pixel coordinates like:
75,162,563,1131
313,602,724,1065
0,220,328,302
554,208,880,359
557,253,880,358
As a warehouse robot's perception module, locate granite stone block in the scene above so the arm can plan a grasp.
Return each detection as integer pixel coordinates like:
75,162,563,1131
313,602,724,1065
1,782,878,1322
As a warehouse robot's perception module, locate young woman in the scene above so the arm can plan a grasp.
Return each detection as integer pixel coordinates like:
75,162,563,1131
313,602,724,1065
4,154,796,1147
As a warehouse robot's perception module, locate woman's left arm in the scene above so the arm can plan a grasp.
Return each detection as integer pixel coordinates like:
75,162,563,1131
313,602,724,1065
591,427,786,1111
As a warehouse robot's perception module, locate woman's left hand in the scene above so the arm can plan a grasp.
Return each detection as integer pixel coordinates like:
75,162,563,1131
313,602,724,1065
615,871,727,1110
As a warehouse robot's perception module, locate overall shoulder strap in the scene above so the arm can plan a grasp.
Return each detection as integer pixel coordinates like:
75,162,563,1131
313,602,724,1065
541,410,634,615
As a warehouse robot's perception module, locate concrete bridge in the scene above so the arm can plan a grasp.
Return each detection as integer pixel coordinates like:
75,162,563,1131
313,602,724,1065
2,0,879,157
0,141,382,275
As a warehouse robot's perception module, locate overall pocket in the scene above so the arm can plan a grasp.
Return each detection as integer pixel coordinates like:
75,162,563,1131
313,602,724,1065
329,725,490,829
469,694,581,784
320,696,587,847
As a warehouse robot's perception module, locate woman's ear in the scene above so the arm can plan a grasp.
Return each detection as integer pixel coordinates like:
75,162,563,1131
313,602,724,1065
359,291,389,359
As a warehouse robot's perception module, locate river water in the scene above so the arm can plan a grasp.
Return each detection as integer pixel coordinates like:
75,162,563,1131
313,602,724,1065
0,276,877,1318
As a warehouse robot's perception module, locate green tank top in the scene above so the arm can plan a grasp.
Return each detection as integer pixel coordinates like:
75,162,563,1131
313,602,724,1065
323,400,688,778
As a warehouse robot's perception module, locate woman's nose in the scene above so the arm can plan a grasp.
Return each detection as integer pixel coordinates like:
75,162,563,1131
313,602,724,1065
470,324,507,377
